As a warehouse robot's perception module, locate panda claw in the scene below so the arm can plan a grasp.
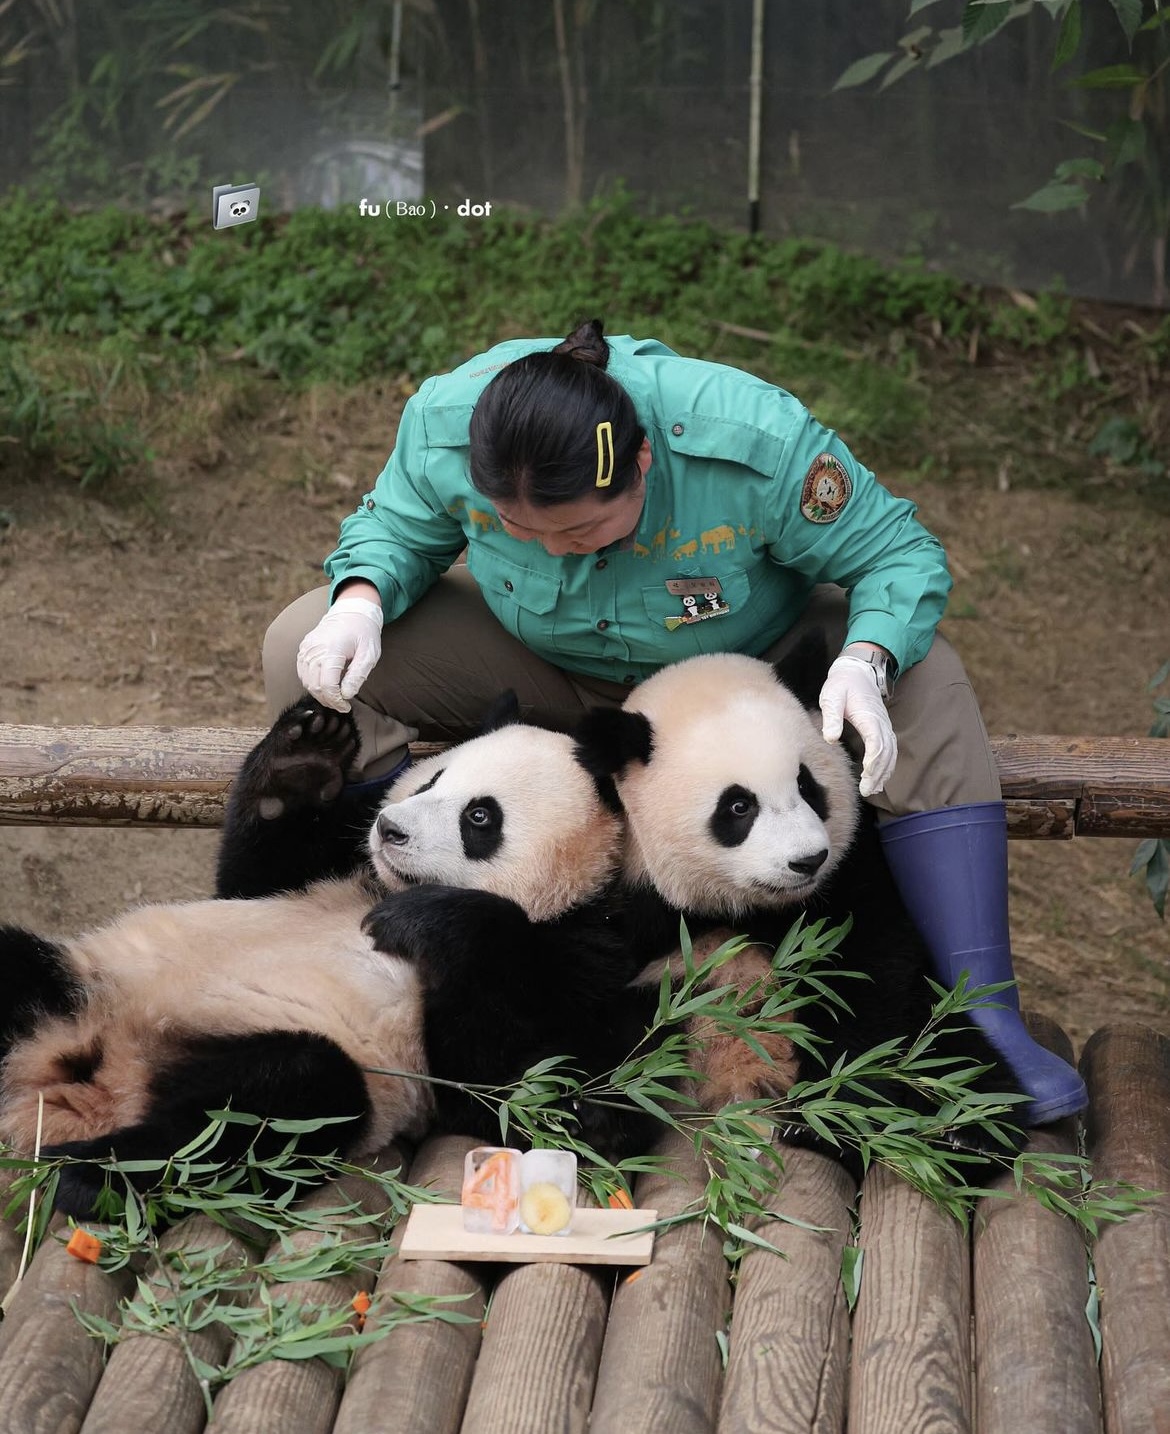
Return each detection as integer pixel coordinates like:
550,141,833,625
241,699,361,812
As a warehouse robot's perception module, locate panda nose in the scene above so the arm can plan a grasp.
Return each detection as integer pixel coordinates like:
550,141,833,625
376,814,409,845
789,848,828,877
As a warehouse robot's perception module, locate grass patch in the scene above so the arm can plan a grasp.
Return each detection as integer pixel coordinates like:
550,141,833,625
1,189,1166,497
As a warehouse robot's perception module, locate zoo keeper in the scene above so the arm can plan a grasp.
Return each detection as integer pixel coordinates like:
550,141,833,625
264,318,1087,1127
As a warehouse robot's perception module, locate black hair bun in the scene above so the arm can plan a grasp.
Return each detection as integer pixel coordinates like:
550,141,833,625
553,318,609,369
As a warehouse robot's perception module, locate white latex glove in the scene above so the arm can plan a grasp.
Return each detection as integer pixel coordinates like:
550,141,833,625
819,650,898,798
295,595,383,713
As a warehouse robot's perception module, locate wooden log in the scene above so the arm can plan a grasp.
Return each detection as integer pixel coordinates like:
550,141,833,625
206,1155,403,1434
2,724,1169,837
718,1143,856,1434
80,1214,255,1434
333,1135,487,1434
589,1126,732,1434
459,1256,610,1434
972,1016,1102,1434
457,1164,611,1434
994,735,1170,839
0,724,263,828
848,1162,972,1434
1081,1024,1170,1434
0,1226,135,1434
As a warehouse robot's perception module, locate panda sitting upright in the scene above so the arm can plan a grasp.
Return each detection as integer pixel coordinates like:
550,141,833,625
0,696,661,1214
575,644,1028,1162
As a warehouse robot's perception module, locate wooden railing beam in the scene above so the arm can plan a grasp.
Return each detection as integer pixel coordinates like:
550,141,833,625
0,725,1167,838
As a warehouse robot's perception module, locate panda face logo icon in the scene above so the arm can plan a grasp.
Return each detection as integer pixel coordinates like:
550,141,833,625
212,183,261,230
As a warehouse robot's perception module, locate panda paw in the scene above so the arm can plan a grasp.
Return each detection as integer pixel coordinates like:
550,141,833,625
41,1139,113,1218
682,943,802,1110
363,886,529,965
243,699,360,818
935,1122,1022,1161
686,1020,801,1110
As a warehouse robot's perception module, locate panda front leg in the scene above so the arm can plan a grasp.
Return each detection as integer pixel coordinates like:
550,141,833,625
676,930,803,1109
0,925,82,1062
44,1029,373,1218
363,885,669,1159
217,698,378,898
362,886,542,1008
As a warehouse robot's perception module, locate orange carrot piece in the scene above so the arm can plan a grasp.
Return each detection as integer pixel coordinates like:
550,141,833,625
65,1229,103,1264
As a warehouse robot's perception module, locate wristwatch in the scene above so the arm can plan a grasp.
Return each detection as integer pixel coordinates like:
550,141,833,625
843,644,894,701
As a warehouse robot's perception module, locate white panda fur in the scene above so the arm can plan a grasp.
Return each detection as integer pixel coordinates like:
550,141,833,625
0,879,426,1158
575,647,1026,1156
371,722,624,923
615,651,859,917
0,703,634,1205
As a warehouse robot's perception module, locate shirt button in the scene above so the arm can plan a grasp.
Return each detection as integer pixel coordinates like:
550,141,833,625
596,619,609,631
504,580,514,592
671,423,684,437
595,558,608,570
365,499,375,510
623,675,637,686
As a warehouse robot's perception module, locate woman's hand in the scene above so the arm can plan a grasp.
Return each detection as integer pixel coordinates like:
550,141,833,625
819,646,897,797
295,593,383,712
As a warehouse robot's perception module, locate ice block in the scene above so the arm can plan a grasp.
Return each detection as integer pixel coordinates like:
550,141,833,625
518,1149,577,1236
461,1147,521,1234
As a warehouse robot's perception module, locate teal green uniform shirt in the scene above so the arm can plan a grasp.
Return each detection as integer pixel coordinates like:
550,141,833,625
325,336,952,684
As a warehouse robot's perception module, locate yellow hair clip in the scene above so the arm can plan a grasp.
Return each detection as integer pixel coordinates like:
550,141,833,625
594,420,615,488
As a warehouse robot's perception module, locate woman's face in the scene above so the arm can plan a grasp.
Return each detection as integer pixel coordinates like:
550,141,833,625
494,441,652,556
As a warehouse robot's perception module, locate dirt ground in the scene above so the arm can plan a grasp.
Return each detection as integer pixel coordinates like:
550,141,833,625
1,379,1168,1055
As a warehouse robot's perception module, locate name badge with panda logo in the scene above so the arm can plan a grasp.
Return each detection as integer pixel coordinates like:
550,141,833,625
663,577,730,631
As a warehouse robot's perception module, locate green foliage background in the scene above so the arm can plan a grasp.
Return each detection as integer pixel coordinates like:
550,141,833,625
3,190,1167,494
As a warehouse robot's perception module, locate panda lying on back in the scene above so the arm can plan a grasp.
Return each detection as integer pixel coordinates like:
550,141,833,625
0,697,661,1214
576,644,1028,1163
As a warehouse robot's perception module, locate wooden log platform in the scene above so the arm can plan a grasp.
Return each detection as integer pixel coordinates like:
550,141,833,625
0,1019,1167,1434
1,723,1168,836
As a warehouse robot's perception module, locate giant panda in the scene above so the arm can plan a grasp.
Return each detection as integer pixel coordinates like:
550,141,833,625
575,644,1028,1162
0,697,661,1215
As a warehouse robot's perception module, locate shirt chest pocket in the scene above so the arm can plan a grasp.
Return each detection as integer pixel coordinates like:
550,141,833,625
466,547,562,644
639,568,755,655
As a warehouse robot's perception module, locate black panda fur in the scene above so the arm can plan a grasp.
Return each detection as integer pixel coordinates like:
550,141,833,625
576,640,1027,1169
0,698,659,1215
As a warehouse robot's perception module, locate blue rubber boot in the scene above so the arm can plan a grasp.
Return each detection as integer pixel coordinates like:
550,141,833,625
348,749,412,795
880,801,1088,1125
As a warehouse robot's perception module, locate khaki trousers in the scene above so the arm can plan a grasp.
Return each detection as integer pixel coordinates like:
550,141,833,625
263,569,1000,815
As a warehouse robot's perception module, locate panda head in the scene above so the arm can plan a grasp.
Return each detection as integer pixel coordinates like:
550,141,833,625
576,647,859,920
367,698,623,922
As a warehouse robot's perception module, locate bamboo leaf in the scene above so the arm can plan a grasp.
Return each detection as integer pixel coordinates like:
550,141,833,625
834,52,896,90
1071,64,1145,89
1051,0,1082,71
840,1245,864,1311
1106,0,1144,44
880,53,923,89
962,2,1015,46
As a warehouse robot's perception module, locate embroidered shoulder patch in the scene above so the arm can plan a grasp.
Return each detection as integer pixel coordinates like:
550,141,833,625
799,453,853,524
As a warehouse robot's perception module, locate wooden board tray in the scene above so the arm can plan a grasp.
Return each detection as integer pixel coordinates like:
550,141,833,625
397,1203,658,1266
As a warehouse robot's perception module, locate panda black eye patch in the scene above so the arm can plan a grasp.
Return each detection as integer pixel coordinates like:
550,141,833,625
710,784,759,847
797,763,829,821
461,795,504,860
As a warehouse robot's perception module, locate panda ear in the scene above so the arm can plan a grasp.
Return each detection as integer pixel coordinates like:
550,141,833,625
773,631,831,710
478,689,522,733
573,708,654,781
